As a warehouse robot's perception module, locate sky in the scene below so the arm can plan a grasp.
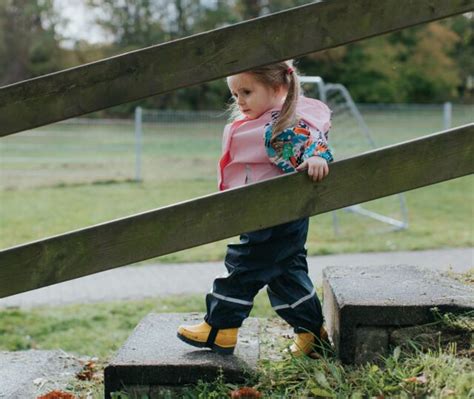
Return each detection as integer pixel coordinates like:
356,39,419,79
54,0,111,46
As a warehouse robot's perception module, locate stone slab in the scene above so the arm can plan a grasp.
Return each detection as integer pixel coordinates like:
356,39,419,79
104,313,259,398
0,350,85,398
322,265,474,364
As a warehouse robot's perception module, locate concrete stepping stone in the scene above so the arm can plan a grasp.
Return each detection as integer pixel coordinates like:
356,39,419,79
0,349,85,398
104,313,259,398
323,265,474,364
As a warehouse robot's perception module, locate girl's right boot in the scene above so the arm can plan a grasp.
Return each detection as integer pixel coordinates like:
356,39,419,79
290,326,331,358
177,321,238,355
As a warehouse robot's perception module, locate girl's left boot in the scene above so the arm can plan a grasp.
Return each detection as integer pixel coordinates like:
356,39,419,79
177,321,238,355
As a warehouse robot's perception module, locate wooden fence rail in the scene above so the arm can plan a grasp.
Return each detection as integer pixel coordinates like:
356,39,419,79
0,124,472,298
1,0,473,136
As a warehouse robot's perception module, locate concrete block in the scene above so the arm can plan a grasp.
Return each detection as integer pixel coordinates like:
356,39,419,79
323,265,474,364
354,327,389,365
104,313,259,398
0,350,84,398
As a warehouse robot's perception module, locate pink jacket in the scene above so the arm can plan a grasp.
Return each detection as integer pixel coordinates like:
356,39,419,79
218,96,331,191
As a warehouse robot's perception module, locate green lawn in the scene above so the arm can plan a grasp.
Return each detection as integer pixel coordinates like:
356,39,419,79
1,105,472,189
0,107,472,261
0,176,472,261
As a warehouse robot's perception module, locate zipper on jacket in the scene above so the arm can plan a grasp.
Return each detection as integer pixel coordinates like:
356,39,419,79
245,164,252,184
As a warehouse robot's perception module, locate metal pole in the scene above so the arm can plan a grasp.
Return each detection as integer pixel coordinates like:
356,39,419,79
443,102,452,130
134,106,143,182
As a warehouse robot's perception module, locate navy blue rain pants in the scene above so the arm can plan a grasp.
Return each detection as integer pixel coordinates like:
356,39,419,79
205,218,324,335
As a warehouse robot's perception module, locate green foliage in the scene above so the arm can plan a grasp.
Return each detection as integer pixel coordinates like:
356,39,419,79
183,371,234,399
448,13,474,101
301,19,467,103
0,0,470,106
0,0,63,85
86,0,167,48
80,1,473,112
431,307,474,332
81,0,238,114
240,339,473,398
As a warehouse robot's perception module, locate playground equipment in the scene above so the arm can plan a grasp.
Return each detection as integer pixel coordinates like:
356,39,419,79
0,0,472,300
300,76,409,233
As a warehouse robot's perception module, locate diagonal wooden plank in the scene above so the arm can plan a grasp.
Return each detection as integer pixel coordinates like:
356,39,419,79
1,0,473,136
0,124,472,298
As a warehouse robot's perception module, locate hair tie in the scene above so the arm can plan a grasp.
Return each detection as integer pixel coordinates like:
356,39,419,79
286,67,294,75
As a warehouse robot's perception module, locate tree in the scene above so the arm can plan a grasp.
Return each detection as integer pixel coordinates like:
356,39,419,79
0,0,62,85
401,22,460,102
444,14,474,102
58,0,469,112
300,20,464,103
86,0,167,50
84,0,240,113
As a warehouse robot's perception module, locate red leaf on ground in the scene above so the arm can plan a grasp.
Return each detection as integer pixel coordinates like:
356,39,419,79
36,391,76,399
230,386,263,398
76,361,96,381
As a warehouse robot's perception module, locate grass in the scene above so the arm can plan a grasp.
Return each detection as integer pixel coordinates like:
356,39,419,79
1,107,473,260
2,106,472,189
0,279,472,398
0,292,275,357
1,107,472,260
250,344,473,398
0,176,472,262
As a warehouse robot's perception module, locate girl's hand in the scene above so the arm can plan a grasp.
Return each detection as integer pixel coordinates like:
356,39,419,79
296,156,329,182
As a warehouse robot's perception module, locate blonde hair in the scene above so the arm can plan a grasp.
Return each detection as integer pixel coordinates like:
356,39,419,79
228,60,301,144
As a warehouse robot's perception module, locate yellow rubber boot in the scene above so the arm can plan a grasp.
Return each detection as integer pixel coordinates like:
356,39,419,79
290,327,330,358
177,321,238,355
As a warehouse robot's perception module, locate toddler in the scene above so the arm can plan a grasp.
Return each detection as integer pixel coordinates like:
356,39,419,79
177,61,333,357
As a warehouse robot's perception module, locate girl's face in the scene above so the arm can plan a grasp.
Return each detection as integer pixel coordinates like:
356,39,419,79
228,73,284,119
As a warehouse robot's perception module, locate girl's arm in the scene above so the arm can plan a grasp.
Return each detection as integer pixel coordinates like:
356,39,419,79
265,119,333,181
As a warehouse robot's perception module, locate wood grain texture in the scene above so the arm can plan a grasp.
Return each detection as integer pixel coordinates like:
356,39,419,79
0,124,472,298
1,0,473,136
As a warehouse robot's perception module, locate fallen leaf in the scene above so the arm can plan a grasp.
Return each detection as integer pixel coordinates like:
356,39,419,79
36,390,76,399
76,361,96,381
230,386,263,398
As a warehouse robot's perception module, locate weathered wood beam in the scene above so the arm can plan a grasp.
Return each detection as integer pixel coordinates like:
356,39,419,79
0,124,472,298
1,0,473,136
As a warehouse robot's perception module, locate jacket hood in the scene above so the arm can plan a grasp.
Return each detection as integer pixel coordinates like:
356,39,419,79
294,96,332,133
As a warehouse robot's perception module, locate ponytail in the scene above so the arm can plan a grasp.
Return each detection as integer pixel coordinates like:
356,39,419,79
271,65,300,143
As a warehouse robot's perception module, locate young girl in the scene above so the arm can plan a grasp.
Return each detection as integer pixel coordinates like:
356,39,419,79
177,61,333,357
